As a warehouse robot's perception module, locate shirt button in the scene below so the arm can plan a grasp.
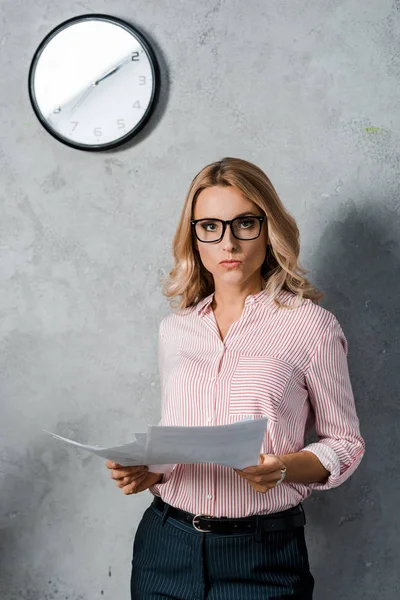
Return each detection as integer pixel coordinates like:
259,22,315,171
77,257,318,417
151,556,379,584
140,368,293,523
207,417,212,423
207,494,213,500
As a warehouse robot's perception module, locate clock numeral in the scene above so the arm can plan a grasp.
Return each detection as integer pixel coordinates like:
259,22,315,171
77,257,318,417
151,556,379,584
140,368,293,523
133,100,141,109
117,119,126,129
139,75,146,85
71,121,79,131
131,51,140,61
94,127,102,137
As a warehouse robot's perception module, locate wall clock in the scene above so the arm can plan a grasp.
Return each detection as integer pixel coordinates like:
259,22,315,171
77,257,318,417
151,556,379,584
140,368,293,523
28,14,160,151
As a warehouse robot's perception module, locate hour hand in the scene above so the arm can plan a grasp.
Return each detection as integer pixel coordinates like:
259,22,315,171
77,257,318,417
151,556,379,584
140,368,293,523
95,65,120,85
93,55,132,85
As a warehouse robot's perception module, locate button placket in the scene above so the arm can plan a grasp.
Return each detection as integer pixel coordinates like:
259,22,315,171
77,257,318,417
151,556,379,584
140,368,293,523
206,347,220,505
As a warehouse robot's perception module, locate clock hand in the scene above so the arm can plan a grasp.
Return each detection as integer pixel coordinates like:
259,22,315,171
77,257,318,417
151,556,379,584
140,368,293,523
93,55,132,85
68,82,96,115
54,55,133,118
47,83,95,120
95,65,120,85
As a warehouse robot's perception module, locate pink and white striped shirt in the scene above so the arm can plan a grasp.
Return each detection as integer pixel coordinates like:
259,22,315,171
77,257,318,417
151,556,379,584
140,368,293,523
149,287,365,518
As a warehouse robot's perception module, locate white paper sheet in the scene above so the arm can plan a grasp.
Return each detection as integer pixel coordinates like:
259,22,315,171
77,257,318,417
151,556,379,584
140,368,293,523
43,417,267,473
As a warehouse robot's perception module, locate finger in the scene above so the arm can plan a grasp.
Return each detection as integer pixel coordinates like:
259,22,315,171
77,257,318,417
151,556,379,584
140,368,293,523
117,470,149,490
234,465,257,474
113,470,146,485
252,482,274,493
107,461,147,470
253,485,267,493
116,475,134,489
125,465,149,474
111,466,147,480
114,465,148,474
106,460,121,470
111,469,129,481
123,472,148,495
133,476,153,494
235,465,275,477
234,469,254,480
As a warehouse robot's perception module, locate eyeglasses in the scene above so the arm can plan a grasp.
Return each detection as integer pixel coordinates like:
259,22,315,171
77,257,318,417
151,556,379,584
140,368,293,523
191,216,266,243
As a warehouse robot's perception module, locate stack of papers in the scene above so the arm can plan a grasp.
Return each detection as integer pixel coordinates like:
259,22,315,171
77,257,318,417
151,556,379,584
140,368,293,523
43,417,267,473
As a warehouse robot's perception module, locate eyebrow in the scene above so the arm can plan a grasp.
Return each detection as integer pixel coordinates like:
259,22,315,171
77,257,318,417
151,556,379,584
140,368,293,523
200,211,260,219
235,211,259,217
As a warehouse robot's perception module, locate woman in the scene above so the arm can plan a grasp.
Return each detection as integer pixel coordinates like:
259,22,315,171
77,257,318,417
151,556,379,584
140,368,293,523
106,157,365,599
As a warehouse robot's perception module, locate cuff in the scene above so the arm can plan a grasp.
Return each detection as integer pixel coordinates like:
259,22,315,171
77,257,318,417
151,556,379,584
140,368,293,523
299,443,341,491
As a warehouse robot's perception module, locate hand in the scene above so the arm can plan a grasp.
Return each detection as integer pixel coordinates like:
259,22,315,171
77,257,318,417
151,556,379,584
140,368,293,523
94,56,131,85
233,453,286,493
106,460,163,495
66,56,132,116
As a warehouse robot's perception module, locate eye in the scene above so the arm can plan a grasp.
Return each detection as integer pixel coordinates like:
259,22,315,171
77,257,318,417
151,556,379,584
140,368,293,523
238,218,257,228
201,220,218,231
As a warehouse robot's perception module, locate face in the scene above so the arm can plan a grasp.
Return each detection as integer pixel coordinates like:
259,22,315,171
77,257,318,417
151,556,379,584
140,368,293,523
192,185,269,288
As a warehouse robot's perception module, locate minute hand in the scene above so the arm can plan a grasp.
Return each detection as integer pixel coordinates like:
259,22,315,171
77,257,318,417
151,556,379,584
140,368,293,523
69,83,96,115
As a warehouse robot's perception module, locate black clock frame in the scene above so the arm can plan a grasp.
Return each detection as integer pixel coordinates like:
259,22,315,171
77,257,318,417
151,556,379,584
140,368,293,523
28,13,160,151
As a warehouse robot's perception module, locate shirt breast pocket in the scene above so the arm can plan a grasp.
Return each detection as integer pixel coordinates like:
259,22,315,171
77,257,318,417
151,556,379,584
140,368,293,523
229,356,294,423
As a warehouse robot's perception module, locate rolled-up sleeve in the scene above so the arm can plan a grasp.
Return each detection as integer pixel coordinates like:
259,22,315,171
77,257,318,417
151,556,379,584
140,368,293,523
299,316,365,490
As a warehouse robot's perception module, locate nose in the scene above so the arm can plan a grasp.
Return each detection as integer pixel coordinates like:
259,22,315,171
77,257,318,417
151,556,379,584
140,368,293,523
220,222,238,249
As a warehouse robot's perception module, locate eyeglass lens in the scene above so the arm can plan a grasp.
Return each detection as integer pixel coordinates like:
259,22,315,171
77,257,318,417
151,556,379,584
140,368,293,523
195,217,261,242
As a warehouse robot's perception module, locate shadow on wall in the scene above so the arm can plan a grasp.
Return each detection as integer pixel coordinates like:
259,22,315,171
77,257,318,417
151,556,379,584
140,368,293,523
0,414,97,596
302,200,400,598
101,24,170,156
0,196,399,599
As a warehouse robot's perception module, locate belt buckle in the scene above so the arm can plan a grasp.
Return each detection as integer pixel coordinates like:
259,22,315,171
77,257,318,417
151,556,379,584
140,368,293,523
192,513,214,532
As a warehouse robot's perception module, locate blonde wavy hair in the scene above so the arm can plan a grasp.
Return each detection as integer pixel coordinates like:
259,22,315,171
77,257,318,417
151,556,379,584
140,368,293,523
160,157,324,311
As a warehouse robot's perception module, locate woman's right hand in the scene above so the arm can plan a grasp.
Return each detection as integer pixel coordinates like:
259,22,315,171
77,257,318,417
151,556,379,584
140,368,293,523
105,461,163,495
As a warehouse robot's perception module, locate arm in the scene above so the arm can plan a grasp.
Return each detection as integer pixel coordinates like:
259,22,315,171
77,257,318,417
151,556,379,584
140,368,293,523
291,316,365,490
149,318,178,487
276,451,330,484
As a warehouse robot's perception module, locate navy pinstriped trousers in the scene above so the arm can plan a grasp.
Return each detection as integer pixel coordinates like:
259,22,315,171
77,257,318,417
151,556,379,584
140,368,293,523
130,501,315,599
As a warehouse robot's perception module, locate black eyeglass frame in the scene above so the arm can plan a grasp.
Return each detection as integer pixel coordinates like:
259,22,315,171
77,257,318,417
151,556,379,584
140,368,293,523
190,216,266,243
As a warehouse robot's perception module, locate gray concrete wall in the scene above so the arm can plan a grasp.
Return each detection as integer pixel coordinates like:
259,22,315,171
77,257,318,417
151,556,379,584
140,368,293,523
1,1,399,598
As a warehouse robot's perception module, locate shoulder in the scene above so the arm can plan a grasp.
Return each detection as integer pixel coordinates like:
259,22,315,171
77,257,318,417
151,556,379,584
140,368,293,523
278,290,345,346
297,295,339,328
158,304,197,336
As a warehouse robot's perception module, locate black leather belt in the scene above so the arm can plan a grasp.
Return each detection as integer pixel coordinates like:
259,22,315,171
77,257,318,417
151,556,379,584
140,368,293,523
152,495,306,534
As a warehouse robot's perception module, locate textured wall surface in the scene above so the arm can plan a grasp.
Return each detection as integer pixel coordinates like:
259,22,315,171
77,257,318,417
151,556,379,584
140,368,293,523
1,1,399,599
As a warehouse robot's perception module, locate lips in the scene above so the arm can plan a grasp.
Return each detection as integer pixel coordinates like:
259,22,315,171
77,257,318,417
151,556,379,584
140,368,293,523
220,260,242,267
220,260,242,264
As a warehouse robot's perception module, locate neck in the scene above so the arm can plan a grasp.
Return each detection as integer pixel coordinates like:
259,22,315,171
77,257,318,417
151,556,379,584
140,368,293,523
211,278,265,313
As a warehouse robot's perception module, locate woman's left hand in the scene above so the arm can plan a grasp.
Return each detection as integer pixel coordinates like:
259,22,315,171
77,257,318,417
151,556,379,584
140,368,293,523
233,453,286,493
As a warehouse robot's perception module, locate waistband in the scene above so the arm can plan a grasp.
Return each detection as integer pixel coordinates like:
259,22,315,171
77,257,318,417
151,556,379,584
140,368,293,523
151,495,306,535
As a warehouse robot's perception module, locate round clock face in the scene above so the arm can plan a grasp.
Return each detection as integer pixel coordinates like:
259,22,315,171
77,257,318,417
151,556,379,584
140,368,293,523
28,14,159,150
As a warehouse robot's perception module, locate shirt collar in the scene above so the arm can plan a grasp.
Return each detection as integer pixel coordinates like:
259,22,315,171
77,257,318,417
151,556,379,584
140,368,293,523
196,287,295,317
